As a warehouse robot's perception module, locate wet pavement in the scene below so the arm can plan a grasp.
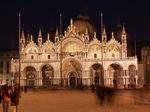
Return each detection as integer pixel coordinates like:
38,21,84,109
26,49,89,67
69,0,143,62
18,89,150,112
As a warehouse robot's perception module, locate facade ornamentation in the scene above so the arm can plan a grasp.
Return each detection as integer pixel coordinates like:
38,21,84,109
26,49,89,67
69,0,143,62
11,19,138,88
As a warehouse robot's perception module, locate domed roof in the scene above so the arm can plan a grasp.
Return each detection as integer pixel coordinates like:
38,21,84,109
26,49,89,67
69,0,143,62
73,15,96,40
114,24,123,42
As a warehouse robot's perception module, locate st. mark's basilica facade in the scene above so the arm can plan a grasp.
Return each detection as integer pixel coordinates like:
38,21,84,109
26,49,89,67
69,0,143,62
10,18,138,89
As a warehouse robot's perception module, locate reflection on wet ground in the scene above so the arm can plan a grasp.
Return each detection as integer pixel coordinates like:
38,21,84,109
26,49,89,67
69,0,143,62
95,87,150,112
19,88,150,112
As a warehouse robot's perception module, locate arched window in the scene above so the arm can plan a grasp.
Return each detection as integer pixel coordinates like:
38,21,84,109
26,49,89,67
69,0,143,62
48,55,50,59
31,55,34,60
112,53,115,57
94,54,97,58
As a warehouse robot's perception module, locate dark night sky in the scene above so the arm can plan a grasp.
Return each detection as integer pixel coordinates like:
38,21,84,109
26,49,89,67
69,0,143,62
0,0,150,51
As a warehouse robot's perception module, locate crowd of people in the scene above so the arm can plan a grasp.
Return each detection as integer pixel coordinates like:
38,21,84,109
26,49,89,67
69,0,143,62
91,84,115,105
0,84,20,112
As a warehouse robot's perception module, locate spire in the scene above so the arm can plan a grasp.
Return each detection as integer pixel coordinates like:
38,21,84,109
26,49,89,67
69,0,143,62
122,25,126,35
111,32,115,39
93,32,97,40
55,28,59,36
102,25,107,43
21,29,25,39
121,25,127,43
121,25,127,58
20,28,25,48
38,28,42,37
70,18,73,30
38,28,43,46
31,35,33,42
85,28,89,35
70,18,73,26
84,28,89,43
55,28,59,43
102,25,106,35
47,33,50,41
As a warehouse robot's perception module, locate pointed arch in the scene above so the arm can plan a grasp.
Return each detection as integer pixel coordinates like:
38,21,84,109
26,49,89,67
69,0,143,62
62,58,82,87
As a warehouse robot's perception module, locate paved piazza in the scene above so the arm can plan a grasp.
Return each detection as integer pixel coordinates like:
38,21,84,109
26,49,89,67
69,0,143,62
19,89,150,112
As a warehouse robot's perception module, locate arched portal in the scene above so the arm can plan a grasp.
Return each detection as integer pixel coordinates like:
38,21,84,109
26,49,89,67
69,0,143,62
62,58,82,88
91,64,103,86
68,72,77,88
42,64,54,88
25,66,36,88
128,65,136,87
107,64,123,88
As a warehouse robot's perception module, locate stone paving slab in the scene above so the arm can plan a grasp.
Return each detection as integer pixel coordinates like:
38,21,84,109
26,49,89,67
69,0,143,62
19,90,101,112
18,89,150,112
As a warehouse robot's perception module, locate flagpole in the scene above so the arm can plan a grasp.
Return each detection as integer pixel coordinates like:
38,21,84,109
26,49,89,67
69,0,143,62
18,13,21,88
60,13,63,87
60,13,62,36
134,33,137,57
101,12,104,86
101,13,103,40
16,12,21,112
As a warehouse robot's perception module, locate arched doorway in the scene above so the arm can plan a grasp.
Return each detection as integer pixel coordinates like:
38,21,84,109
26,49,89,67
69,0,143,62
91,64,103,86
26,66,36,88
108,64,123,88
69,72,77,88
62,59,82,87
128,65,136,88
42,64,54,88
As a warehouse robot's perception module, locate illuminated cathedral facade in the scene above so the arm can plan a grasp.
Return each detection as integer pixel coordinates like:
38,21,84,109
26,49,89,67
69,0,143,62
11,19,138,88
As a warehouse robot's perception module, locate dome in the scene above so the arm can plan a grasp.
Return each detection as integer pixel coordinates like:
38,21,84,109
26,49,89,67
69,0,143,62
114,24,123,42
73,15,96,40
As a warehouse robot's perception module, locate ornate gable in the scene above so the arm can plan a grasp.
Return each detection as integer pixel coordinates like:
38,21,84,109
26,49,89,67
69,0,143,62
42,39,55,54
88,33,101,52
105,34,121,58
106,32,121,52
24,38,39,54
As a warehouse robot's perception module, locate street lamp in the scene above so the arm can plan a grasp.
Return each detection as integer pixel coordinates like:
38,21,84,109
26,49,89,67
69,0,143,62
146,60,150,88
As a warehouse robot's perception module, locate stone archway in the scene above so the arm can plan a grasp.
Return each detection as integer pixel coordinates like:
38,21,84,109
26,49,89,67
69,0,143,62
107,64,123,88
41,64,54,88
62,58,82,87
25,66,36,88
90,64,103,86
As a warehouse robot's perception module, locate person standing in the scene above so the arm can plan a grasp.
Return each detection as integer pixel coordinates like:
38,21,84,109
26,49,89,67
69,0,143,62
91,84,95,93
0,90,2,112
2,85,11,112
24,86,27,94
10,85,20,112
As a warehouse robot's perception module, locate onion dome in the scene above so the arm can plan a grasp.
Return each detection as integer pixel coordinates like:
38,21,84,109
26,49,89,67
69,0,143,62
73,15,96,40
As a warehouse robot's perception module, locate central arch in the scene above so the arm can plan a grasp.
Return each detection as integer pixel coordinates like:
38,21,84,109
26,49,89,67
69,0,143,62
90,64,104,86
62,58,82,88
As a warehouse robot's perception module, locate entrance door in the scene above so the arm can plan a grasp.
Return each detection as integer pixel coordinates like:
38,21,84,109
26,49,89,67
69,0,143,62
69,72,77,88
94,75,99,85
70,77,76,88
28,80,35,88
